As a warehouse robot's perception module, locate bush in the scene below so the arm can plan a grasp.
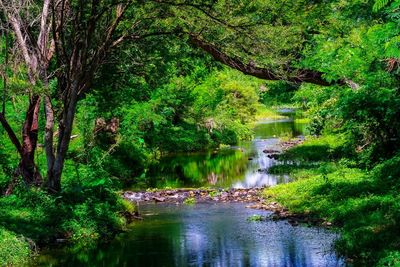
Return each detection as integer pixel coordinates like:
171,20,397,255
0,167,134,262
377,251,400,267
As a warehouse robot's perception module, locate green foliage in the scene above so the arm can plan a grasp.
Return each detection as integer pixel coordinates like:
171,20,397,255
120,68,262,154
377,251,400,266
374,0,391,11
208,190,220,198
0,170,133,263
183,197,196,205
265,134,400,265
1,0,400,265
278,135,348,162
0,227,30,265
247,215,264,222
260,81,297,106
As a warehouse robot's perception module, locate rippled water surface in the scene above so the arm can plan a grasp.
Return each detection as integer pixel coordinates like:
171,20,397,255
34,203,344,267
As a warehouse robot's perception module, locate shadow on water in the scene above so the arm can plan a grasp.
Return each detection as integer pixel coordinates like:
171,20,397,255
33,203,344,267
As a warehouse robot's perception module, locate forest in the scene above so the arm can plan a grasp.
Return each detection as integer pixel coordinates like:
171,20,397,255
0,0,400,266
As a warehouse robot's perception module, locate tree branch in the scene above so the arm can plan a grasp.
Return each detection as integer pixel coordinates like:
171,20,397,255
152,0,241,31
8,15,35,76
189,34,340,86
37,0,51,57
0,113,23,156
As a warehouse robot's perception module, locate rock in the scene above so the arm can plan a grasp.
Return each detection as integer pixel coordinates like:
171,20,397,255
246,204,261,209
267,154,280,159
271,214,280,221
125,192,143,201
221,192,229,198
153,196,166,202
322,221,332,227
263,149,280,154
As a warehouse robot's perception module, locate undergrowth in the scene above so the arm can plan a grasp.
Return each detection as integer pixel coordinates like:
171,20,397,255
264,135,400,266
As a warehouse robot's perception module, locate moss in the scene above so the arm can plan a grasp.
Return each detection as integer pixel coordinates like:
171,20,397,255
183,197,196,205
208,191,220,198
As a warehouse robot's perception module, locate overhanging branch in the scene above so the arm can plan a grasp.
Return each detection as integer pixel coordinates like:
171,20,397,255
189,34,342,86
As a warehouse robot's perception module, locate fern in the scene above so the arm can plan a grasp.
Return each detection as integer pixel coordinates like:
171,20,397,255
373,0,391,11
385,35,400,58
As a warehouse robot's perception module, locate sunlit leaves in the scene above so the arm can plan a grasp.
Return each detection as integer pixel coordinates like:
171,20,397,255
373,0,391,11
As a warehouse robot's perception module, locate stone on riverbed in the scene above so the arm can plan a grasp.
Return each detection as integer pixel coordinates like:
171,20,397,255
262,149,280,154
123,187,333,228
123,187,265,204
153,197,166,202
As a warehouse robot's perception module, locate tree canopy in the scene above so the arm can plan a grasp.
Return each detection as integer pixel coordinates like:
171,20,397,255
1,0,400,265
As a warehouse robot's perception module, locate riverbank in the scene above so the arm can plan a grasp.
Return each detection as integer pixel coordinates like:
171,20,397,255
0,184,136,265
123,187,331,228
262,134,400,266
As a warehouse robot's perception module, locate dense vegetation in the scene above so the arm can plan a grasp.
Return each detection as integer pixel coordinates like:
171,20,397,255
0,0,400,265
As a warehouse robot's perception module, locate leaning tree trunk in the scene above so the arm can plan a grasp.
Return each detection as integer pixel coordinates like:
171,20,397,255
17,95,42,186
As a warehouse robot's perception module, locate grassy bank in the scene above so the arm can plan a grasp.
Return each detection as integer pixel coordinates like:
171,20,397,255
263,135,400,266
255,106,288,121
0,176,135,265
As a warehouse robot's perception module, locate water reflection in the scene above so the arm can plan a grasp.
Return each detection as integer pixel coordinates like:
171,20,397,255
34,203,344,266
148,119,308,189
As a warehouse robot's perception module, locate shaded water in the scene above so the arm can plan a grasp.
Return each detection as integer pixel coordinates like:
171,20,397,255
146,118,308,189
34,203,343,267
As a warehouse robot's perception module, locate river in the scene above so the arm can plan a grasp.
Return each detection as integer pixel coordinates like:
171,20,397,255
145,117,307,189
32,114,345,267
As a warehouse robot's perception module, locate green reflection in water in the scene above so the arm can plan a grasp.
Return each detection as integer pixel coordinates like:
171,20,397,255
146,119,308,189
254,119,307,139
147,149,249,188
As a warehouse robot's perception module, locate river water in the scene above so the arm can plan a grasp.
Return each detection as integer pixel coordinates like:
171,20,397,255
145,118,307,189
32,116,345,267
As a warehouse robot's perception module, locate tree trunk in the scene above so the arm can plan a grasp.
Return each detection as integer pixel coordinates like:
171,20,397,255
18,95,42,186
47,82,79,192
44,95,55,185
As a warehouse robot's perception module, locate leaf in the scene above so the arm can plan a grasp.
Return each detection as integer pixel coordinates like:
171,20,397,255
373,0,391,12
